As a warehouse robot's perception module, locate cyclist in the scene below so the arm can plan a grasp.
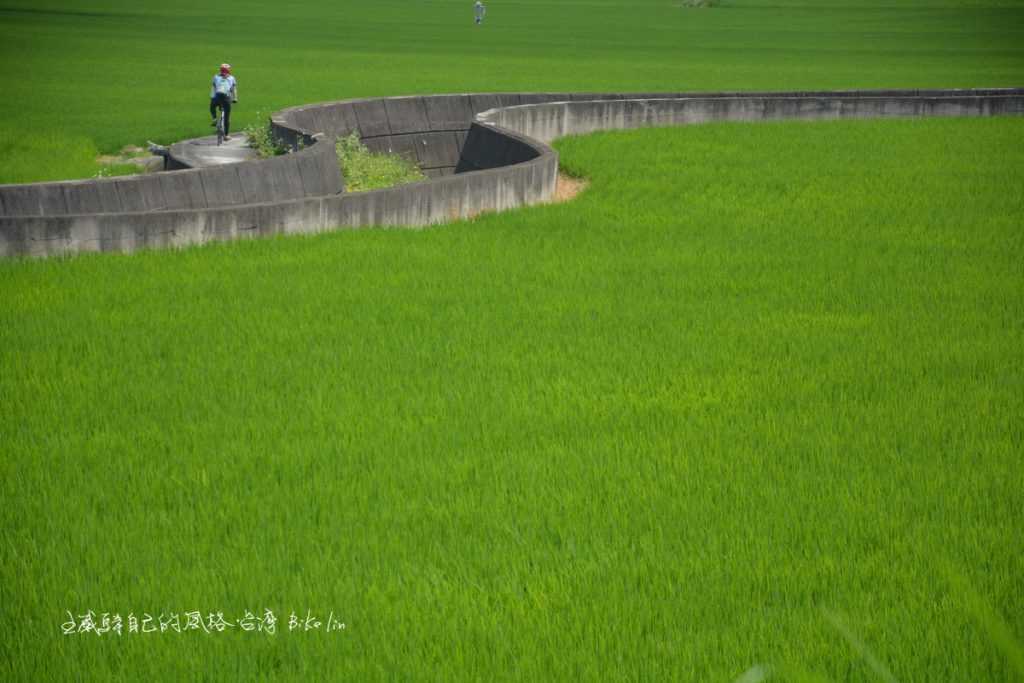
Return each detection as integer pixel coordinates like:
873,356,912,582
210,64,238,140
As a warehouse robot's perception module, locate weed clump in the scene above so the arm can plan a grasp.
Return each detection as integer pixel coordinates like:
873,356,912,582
336,131,425,192
243,115,288,158
93,162,143,179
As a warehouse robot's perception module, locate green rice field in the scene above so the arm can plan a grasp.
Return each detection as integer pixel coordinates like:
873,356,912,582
2,1,1024,681
1,0,1023,182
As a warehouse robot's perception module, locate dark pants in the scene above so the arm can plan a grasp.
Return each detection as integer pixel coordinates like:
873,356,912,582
210,93,232,135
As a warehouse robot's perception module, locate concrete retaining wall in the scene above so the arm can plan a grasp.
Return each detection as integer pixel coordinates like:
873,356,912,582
272,88,1024,178
0,156,557,258
274,94,607,176
478,93,1024,144
2,88,1022,258
0,132,343,218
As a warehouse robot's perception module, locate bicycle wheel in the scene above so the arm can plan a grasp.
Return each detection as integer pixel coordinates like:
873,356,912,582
216,109,225,146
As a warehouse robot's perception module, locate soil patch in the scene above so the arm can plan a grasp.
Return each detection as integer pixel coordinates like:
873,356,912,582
552,173,588,203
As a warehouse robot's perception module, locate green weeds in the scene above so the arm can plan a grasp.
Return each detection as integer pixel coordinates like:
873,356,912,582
243,115,288,158
336,131,425,192
92,162,144,178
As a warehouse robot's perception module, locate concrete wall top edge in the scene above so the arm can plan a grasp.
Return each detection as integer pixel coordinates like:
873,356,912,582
265,87,1024,143
168,129,330,171
273,87,1024,120
475,91,1024,118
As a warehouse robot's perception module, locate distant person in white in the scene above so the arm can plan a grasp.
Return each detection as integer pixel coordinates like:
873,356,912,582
209,63,238,140
474,1,486,25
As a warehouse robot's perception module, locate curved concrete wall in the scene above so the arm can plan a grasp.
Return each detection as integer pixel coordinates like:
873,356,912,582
272,94,555,177
478,92,1024,144
0,133,342,220
272,89,1023,177
0,159,558,256
1,88,1022,258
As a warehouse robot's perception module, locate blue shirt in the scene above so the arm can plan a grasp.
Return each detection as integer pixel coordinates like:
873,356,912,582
211,75,236,98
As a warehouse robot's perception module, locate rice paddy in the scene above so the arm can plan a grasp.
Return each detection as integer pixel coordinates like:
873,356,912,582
2,1,1023,681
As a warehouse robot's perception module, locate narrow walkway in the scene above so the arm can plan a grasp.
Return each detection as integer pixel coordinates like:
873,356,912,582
168,133,257,168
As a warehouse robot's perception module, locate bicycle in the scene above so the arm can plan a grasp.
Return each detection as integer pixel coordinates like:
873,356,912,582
215,103,227,146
